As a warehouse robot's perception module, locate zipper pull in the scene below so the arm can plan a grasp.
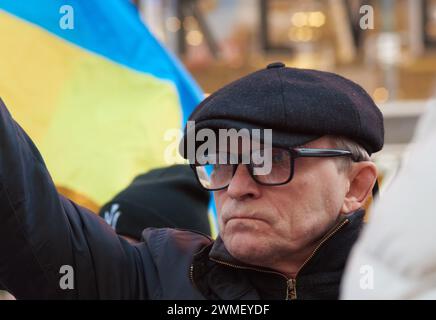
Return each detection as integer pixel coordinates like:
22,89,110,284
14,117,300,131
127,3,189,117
287,278,297,300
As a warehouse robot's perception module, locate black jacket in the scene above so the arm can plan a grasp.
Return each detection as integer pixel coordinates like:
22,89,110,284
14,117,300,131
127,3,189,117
0,98,363,299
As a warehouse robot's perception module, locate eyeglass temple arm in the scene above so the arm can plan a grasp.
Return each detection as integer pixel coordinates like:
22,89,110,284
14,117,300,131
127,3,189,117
296,148,380,198
293,148,352,157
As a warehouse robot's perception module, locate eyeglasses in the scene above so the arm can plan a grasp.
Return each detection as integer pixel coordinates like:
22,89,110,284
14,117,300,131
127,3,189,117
190,148,355,191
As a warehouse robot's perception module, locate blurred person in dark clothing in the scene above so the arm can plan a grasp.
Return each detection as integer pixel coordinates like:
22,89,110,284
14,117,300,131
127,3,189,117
98,165,211,243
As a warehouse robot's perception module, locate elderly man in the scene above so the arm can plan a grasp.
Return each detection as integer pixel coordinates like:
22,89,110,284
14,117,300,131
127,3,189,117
0,63,383,299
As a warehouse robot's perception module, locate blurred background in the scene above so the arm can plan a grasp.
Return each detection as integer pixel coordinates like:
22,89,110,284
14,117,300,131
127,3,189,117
1,0,435,217
1,0,436,299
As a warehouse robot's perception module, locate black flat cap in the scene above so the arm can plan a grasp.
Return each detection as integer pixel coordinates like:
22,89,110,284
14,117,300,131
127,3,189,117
180,62,384,156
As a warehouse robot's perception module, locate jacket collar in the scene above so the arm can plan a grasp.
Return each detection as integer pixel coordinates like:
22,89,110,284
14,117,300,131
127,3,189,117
192,209,365,299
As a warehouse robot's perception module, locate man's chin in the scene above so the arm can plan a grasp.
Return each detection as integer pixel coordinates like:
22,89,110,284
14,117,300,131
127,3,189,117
223,230,271,265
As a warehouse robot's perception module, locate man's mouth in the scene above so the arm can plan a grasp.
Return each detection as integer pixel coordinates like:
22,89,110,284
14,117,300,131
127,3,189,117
225,214,267,224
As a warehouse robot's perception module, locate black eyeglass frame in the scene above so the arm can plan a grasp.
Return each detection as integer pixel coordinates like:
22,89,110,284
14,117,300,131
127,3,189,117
190,148,355,191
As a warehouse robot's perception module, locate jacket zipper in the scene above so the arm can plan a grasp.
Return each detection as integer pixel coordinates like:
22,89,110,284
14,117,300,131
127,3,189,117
287,278,297,300
189,264,195,286
190,218,349,300
286,218,350,300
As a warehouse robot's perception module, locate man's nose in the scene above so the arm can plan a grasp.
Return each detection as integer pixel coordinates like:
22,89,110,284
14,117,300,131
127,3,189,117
226,164,261,200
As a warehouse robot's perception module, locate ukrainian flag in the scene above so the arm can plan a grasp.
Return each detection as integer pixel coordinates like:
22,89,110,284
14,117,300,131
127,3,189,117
0,1,204,214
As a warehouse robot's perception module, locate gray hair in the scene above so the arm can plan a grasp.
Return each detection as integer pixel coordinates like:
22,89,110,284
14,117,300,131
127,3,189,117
332,136,371,172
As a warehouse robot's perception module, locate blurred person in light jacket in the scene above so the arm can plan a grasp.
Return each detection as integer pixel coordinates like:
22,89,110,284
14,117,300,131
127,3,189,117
341,100,436,299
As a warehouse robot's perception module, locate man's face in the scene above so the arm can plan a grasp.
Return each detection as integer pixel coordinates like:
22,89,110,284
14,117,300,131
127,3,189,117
215,136,351,270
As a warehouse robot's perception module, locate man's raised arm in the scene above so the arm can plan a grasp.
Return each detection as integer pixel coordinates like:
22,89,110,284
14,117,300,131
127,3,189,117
0,98,146,299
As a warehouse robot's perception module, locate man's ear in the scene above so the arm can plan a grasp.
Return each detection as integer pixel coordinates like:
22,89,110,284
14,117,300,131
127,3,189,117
341,161,378,214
